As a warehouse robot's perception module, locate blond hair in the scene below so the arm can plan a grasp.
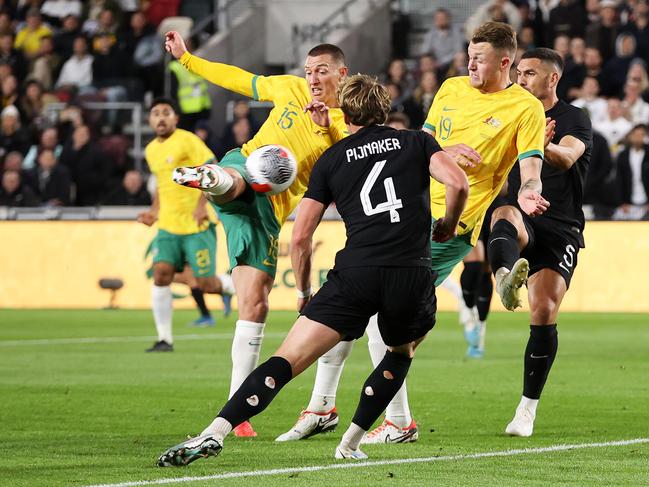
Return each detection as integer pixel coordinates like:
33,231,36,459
337,74,391,126
471,21,517,57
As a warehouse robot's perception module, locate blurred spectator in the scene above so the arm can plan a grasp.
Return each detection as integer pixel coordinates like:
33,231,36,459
143,0,180,28
0,169,40,206
56,103,83,142
626,58,649,101
0,33,28,81
623,6,649,62
90,9,119,52
26,148,71,206
14,9,53,59
572,76,608,124
0,11,13,37
53,14,82,60
83,0,123,34
582,46,606,92
616,123,649,216
385,112,410,130
407,71,439,129
120,10,163,97
602,33,638,97
18,79,56,131
622,78,649,124
218,117,252,159
27,35,61,90
443,51,469,78
55,35,93,94
23,126,62,170
466,0,522,40
1,73,18,108
380,58,415,99
553,34,570,61
594,98,633,155
59,124,111,205
559,37,587,101
2,150,26,174
40,0,82,27
418,8,464,69
0,105,29,160
168,45,211,130
586,0,620,63
102,169,151,205
548,0,587,42
92,32,129,115
415,54,438,82
194,119,219,155
518,25,536,51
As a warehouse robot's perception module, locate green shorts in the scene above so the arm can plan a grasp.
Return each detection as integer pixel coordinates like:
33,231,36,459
152,225,216,277
431,219,474,286
211,148,281,278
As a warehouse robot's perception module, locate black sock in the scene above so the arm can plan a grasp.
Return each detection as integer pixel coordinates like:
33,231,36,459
218,356,292,427
523,325,558,400
487,220,520,273
191,287,210,318
460,261,482,308
351,351,412,430
476,271,493,321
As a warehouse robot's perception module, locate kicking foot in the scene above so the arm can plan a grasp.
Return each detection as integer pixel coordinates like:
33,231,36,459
505,406,535,437
275,408,339,441
495,258,529,311
172,164,230,195
360,419,419,444
157,434,222,467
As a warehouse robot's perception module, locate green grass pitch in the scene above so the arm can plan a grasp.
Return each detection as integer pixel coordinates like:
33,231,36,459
0,309,648,486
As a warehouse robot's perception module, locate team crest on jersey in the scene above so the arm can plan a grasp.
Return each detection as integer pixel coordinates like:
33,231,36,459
166,156,174,164
483,116,501,128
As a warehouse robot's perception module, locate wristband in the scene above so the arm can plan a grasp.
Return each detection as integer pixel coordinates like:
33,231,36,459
296,287,312,298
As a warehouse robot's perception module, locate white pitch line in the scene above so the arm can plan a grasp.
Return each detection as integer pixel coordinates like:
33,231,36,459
87,437,649,487
0,332,287,347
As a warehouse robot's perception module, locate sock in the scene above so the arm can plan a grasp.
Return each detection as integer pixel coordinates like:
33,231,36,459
229,320,265,398
366,315,412,428
152,285,173,343
307,340,354,413
339,422,367,451
218,356,293,428
476,271,493,321
517,395,539,416
191,287,210,318
523,324,558,400
219,273,235,295
200,416,233,439
351,350,412,431
477,320,487,350
203,163,234,196
460,261,482,308
487,219,520,273
439,277,463,303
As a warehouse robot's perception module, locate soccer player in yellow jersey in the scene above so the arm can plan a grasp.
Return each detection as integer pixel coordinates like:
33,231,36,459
277,22,550,444
138,98,234,353
163,31,348,437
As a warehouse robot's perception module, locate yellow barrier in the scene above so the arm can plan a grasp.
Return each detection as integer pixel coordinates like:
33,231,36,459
1,221,648,312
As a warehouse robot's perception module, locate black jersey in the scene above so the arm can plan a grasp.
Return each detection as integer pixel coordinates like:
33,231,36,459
507,100,592,234
304,125,443,269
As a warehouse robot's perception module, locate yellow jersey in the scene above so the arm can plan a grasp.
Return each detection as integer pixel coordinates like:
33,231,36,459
423,76,545,244
145,128,216,235
180,53,348,224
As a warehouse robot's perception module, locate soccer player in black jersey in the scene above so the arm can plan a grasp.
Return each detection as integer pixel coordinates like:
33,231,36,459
156,75,468,466
488,48,592,437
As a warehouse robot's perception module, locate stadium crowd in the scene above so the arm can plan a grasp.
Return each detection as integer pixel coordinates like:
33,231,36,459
0,0,648,220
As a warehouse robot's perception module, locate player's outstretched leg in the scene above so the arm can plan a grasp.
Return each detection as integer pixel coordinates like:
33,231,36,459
361,316,418,444
172,164,234,196
336,349,415,459
276,340,353,441
488,215,528,311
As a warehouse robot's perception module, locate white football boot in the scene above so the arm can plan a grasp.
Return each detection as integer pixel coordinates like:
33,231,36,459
505,406,536,437
495,258,529,311
334,444,368,460
172,164,232,196
360,419,419,444
275,408,339,441
157,434,223,467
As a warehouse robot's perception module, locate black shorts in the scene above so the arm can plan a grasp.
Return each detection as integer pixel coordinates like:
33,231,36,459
521,215,584,288
479,195,508,244
302,266,437,347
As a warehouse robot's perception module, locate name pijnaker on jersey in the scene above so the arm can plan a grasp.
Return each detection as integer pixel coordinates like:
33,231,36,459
345,137,402,162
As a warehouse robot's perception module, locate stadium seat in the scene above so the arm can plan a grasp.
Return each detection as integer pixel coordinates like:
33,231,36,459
157,16,194,39
99,278,124,309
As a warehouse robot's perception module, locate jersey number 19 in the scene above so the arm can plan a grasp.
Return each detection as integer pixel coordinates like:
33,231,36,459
360,160,402,223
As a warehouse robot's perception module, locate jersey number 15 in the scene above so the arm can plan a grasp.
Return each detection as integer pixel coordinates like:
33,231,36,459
360,160,402,223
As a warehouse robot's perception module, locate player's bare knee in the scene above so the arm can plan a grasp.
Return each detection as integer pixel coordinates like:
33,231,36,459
388,341,418,359
153,268,174,286
530,294,560,324
240,298,269,322
491,205,522,228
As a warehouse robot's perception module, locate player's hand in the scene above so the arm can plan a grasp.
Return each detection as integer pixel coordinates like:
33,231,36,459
137,211,157,226
518,189,550,217
297,295,312,313
544,117,556,148
164,31,188,59
193,204,209,226
304,101,330,127
432,217,457,243
444,144,481,168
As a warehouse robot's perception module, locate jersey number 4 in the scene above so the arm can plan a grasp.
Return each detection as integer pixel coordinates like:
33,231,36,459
360,160,402,223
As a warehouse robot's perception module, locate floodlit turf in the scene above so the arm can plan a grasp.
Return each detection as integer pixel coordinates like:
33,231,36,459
0,309,648,487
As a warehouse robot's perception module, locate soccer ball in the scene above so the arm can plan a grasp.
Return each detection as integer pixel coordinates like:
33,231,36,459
245,145,297,195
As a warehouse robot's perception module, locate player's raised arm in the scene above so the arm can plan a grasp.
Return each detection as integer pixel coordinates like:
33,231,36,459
517,155,549,217
428,150,469,242
544,132,587,171
291,198,327,311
